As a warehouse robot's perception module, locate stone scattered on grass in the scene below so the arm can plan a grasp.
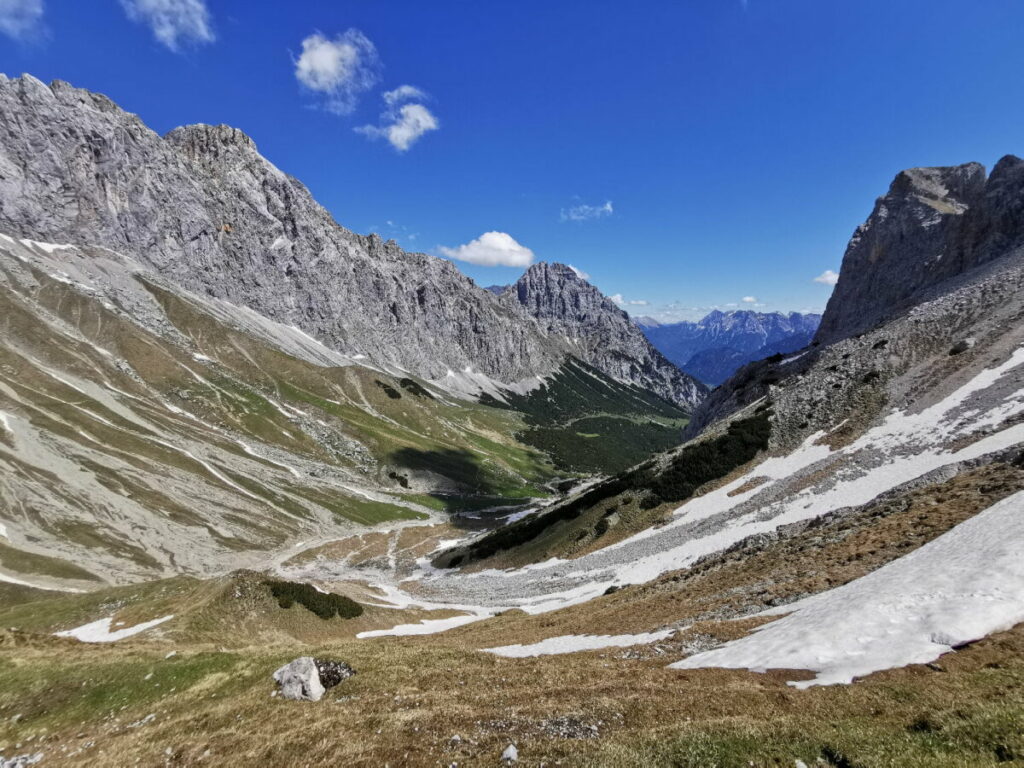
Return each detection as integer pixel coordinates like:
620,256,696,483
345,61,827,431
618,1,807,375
501,743,518,763
273,656,356,702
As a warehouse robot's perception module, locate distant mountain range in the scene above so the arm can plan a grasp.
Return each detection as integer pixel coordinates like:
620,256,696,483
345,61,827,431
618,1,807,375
638,310,821,386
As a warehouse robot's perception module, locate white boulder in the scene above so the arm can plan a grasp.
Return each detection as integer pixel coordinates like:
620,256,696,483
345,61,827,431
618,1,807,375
272,657,325,702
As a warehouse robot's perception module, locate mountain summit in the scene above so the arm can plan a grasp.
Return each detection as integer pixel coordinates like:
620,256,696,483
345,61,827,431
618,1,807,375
0,74,712,411
505,262,707,407
817,156,1024,343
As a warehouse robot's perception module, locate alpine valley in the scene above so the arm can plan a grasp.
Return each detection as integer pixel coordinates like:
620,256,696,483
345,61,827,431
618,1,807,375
1,75,1024,768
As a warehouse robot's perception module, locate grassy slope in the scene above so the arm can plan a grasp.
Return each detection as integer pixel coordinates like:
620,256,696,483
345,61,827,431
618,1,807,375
0,265,566,582
1,252,709,585
1,461,1022,766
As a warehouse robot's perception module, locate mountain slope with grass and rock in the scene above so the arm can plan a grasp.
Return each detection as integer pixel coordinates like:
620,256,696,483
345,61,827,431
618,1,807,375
0,74,705,412
1,77,1024,766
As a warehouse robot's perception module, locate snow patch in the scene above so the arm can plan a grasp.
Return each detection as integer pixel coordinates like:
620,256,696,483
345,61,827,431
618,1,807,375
672,490,1024,687
20,238,72,254
55,615,174,643
484,630,674,657
357,612,487,638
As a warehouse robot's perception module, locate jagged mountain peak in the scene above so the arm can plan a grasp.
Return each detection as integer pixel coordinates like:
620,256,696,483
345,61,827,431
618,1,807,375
641,309,821,387
0,74,567,392
507,261,707,408
165,123,259,158
889,161,986,207
0,74,709,411
817,155,1024,344
512,261,624,319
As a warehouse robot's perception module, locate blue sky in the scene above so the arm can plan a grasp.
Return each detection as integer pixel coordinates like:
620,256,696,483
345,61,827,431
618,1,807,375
2,1,1023,322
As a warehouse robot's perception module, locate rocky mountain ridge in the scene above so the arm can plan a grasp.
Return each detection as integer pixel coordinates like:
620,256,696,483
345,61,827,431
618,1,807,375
0,74,701,408
690,155,1024,437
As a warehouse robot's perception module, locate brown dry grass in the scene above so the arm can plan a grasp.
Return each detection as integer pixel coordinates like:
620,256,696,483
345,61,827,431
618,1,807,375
1,618,1021,767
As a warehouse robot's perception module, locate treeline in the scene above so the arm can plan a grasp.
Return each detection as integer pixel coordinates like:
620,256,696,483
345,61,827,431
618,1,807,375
443,407,771,565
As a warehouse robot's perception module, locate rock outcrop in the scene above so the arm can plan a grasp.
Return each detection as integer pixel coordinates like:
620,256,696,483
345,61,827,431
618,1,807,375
690,155,1024,438
817,156,1024,343
505,262,707,407
274,657,325,701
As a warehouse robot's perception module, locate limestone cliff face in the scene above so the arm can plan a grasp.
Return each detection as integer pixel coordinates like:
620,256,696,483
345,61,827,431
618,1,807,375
0,74,562,386
505,262,707,408
817,156,1024,343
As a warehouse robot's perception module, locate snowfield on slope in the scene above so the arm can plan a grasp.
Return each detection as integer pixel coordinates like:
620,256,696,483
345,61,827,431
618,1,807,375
672,489,1024,686
286,343,1024,626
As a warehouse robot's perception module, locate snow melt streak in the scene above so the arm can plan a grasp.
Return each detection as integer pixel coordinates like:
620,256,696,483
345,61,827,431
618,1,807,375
672,490,1024,687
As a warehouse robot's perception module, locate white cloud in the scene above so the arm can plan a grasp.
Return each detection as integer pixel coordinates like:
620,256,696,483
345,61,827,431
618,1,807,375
0,0,43,39
742,296,757,303
120,0,214,51
357,84,439,152
567,264,590,280
608,294,647,309
439,232,534,268
294,30,380,114
814,269,840,286
358,103,439,152
383,84,427,106
561,200,614,222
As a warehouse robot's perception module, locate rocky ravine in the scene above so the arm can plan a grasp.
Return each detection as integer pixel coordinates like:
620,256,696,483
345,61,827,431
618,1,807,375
503,263,707,407
0,74,702,409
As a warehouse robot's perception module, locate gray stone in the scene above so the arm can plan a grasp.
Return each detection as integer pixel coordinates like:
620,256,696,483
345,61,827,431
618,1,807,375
0,754,44,768
817,156,1024,344
273,657,325,702
500,743,518,763
949,337,976,355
